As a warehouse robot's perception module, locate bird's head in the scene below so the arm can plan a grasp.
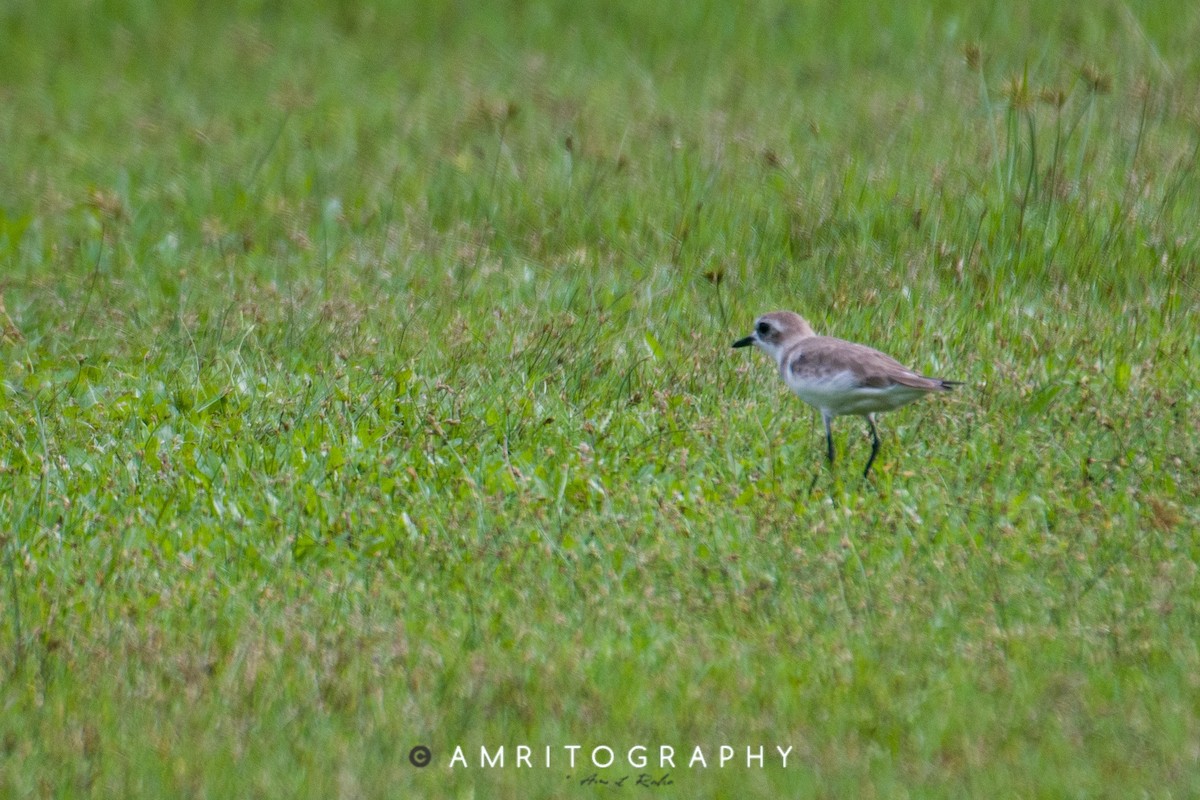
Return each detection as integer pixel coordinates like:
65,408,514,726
732,311,816,362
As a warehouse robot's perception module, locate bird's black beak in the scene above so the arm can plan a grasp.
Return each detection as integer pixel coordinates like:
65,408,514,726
732,335,755,349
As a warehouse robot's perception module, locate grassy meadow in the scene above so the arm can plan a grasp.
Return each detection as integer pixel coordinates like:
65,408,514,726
2,0,1199,796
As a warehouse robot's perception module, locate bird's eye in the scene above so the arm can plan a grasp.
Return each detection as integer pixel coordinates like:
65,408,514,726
756,321,771,336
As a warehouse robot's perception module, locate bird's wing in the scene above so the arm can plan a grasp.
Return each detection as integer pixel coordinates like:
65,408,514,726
798,337,947,391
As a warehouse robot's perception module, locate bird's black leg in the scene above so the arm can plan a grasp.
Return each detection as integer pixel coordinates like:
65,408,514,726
810,412,835,493
862,414,881,478
824,412,835,465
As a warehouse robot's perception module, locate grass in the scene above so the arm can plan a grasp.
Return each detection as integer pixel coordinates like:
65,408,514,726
2,0,1199,796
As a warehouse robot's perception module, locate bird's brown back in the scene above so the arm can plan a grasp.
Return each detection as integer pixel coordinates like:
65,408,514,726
785,336,951,391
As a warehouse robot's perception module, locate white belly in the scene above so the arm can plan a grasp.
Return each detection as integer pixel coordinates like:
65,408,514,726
785,370,929,417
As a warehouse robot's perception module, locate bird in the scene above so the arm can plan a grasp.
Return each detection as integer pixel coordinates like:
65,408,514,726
732,311,959,478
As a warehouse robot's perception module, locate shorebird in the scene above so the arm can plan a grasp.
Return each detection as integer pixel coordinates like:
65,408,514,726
733,311,959,478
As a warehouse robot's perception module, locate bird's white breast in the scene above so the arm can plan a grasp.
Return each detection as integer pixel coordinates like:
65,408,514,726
784,369,928,416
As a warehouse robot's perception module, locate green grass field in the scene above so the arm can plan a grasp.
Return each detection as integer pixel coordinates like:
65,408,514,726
3,1,1199,796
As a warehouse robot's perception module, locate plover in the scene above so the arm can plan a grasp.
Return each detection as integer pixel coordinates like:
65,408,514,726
733,311,959,478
